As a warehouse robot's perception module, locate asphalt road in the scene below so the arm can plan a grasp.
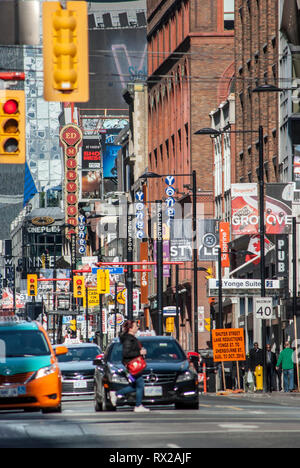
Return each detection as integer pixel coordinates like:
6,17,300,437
1,394,300,451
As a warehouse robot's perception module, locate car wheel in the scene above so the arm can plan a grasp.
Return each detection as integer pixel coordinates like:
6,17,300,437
102,387,116,412
175,400,199,410
94,385,103,412
42,404,62,414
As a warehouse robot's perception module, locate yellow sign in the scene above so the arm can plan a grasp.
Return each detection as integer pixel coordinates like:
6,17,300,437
83,289,99,308
166,317,175,333
204,318,211,332
117,289,126,305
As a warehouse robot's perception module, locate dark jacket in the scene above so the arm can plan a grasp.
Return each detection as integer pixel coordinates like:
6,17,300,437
249,347,263,371
119,332,141,365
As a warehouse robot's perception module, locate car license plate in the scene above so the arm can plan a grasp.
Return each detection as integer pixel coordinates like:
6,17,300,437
144,386,163,397
73,381,87,389
0,385,26,397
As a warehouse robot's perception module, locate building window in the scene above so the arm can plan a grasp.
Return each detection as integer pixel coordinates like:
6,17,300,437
224,0,234,30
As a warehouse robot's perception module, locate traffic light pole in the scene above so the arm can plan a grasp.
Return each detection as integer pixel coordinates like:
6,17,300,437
98,244,103,349
86,286,89,343
126,207,134,320
218,247,223,329
156,200,163,335
192,170,198,352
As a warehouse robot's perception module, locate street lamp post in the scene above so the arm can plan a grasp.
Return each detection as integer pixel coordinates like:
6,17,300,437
156,200,163,335
140,171,198,351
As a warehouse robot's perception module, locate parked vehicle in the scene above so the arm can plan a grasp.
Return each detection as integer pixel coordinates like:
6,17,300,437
54,343,102,396
94,335,199,411
0,318,67,413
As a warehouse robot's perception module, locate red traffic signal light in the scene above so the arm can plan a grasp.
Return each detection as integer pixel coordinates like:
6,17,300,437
27,274,38,296
3,99,18,114
0,90,25,164
73,275,85,298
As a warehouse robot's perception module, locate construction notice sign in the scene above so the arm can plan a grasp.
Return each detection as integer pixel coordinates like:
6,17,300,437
212,328,246,362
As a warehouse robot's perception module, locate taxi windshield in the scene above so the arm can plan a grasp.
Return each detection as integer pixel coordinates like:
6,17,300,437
0,329,51,357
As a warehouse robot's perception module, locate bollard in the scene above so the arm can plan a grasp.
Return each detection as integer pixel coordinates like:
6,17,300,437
254,365,263,391
203,362,207,394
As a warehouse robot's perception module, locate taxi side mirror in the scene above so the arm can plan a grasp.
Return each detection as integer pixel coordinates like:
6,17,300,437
55,345,68,356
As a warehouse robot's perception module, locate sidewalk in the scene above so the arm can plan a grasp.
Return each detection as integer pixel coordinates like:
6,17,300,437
204,390,300,404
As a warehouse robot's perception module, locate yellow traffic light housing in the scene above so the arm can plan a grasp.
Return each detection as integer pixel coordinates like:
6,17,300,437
27,274,38,297
73,275,86,298
97,269,110,294
0,90,25,164
43,1,89,102
205,267,214,279
69,319,76,332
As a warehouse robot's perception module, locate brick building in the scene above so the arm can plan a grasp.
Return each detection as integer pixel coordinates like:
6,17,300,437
234,0,279,184
146,0,235,350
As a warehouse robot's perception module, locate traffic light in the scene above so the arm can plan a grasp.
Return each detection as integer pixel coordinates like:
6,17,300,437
97,269,110,294
69,319,76,332
43,1,89,102
205,267,214,279
27,274,38,297
73,275,85,298
0,90,25,164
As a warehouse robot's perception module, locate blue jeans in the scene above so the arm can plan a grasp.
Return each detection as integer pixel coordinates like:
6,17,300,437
117,375,145,407
283,369,294,392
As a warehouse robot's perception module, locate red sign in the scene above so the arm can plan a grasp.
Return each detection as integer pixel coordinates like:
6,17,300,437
67,205,77,216
60,124,83,239
66,159,77,169
66,170,77,181
140,242,149,304
60,125,83,148
67,193,77,204
66,146,77,157
66,182,77,192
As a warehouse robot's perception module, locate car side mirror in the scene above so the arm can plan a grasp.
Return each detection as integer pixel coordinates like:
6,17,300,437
93,354,104,366
55,345,68,356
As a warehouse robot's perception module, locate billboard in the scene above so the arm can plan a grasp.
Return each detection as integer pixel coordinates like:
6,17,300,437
231,183,258,236
77,2,147,111
82,137,101,171
198,219,219,261
103,144,121,178
265,183,293,234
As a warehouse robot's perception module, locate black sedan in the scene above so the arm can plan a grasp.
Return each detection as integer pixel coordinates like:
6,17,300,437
54,343,102,396
93,336,199,411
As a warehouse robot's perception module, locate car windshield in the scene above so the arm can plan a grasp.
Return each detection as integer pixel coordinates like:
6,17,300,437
57,346,102,363
108,340,186,363
0,329,51,357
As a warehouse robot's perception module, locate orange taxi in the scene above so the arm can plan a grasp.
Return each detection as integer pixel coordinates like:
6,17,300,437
0,318,67,413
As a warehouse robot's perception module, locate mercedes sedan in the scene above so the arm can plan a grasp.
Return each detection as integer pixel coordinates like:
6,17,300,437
93,336,199,411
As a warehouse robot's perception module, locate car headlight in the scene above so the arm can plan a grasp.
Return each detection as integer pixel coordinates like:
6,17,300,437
34,364,56,380
176,371,196,383
110,373,128,384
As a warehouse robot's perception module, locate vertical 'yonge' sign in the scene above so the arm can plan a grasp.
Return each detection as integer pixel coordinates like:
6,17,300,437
60,124,83,239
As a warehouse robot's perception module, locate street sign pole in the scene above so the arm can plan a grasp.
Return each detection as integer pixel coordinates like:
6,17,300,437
156,200,163,335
